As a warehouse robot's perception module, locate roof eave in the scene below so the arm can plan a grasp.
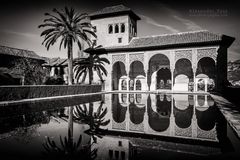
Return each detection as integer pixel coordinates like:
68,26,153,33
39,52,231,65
104,41,222,52
90,10,141,20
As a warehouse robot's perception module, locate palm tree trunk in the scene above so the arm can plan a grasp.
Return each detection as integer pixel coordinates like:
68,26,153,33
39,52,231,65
68,40,73,85
68,106,73,145
89,55,93,84
89,67,93,84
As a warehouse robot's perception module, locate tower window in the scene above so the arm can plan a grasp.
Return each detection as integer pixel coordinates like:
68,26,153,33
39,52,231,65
115,24,119,33
121,23,125,33
118,141,122,146
129,24,132,34
118,37,122,43
121,151,125,160
93,26,97,32
109,150,113,158
109,24,113,34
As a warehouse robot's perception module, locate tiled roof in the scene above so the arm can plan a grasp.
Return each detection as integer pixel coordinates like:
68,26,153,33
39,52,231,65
105,30,223,51
89,4,140,20
43,57,67,67
0,45,45,60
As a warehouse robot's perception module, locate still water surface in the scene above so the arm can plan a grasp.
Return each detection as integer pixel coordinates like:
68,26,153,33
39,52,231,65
0,94,239,160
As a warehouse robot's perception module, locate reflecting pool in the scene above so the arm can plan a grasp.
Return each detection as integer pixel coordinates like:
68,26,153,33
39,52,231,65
0,94,239,160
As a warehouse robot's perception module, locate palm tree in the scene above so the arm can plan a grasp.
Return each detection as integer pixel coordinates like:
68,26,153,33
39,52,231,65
39,7,96,85
74,45,110,84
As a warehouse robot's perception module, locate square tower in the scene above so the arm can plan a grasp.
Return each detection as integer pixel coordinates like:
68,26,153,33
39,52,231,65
89,5,141,47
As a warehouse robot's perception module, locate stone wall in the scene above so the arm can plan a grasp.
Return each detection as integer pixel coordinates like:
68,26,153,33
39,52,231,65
91,15,130,47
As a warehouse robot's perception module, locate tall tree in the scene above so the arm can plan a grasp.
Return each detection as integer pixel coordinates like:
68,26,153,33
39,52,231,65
11,58,47,85
39,7,96,85
74,45,110,84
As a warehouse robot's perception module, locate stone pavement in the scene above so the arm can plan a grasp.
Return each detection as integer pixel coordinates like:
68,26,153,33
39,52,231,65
211,94,240,138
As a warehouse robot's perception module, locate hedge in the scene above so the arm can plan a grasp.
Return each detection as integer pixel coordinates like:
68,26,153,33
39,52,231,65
0,94,102,118
0,84,102,101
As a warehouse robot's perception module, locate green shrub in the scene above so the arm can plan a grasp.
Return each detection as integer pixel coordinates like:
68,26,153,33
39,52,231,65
44,77,65,85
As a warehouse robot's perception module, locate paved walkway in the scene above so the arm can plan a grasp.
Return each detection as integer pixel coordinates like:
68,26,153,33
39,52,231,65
211,94,240,138
108,90,210,95
0,90,209,106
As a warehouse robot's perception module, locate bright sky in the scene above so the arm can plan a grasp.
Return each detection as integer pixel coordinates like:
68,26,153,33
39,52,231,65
0,0,239,61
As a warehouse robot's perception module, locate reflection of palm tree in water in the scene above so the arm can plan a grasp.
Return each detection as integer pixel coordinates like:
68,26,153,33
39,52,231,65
42,106,97,160
74,101,110,143
42,102,110,159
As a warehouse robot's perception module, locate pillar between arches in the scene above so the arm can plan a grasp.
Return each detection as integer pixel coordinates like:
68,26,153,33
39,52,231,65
144,65,149,91
193,66,197,92
170,67,174,91
204,79,208,92
126,73,129,91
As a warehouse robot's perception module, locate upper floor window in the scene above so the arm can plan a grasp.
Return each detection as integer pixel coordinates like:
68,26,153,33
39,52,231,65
115,24,119,33
108,24,113,34
120,23,125,33
118,37,122,43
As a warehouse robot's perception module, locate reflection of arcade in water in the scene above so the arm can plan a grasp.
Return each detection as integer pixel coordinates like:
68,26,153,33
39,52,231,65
94,93,231,159
105,94,221,142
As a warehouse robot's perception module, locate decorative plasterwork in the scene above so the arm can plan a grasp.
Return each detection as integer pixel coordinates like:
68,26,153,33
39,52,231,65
129,53,144,65
175,125,192,137
197,126,217,141
175,50,192,62
197,48,217,62
129,121,144,132
112,54,126,64
112,120,126,130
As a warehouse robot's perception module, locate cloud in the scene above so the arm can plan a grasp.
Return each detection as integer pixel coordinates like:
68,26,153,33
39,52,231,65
154,3,203,31
173,15,203,31
140,14,179,33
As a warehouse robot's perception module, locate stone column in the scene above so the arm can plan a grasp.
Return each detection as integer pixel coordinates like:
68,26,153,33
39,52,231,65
126,99,130,131
57,67,61,76
204,95,208,107
109,111,113,130
204,79,208,92
170,50,175,92
143,51,149,91
170,68,174,91
144,63,149,91
50,67,55,77
195,95,199,107
192,95,197,138
134,79,136,91
126,73,130,91
144,105,148,132
193,49,198,92
170,95,175,136
118,79,122,91
110,71,113,90
126,53,130,91
193,66,197,92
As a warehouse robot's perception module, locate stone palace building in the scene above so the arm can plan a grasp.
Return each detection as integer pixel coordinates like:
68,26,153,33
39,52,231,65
45,5,235,92
89,5,235,92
